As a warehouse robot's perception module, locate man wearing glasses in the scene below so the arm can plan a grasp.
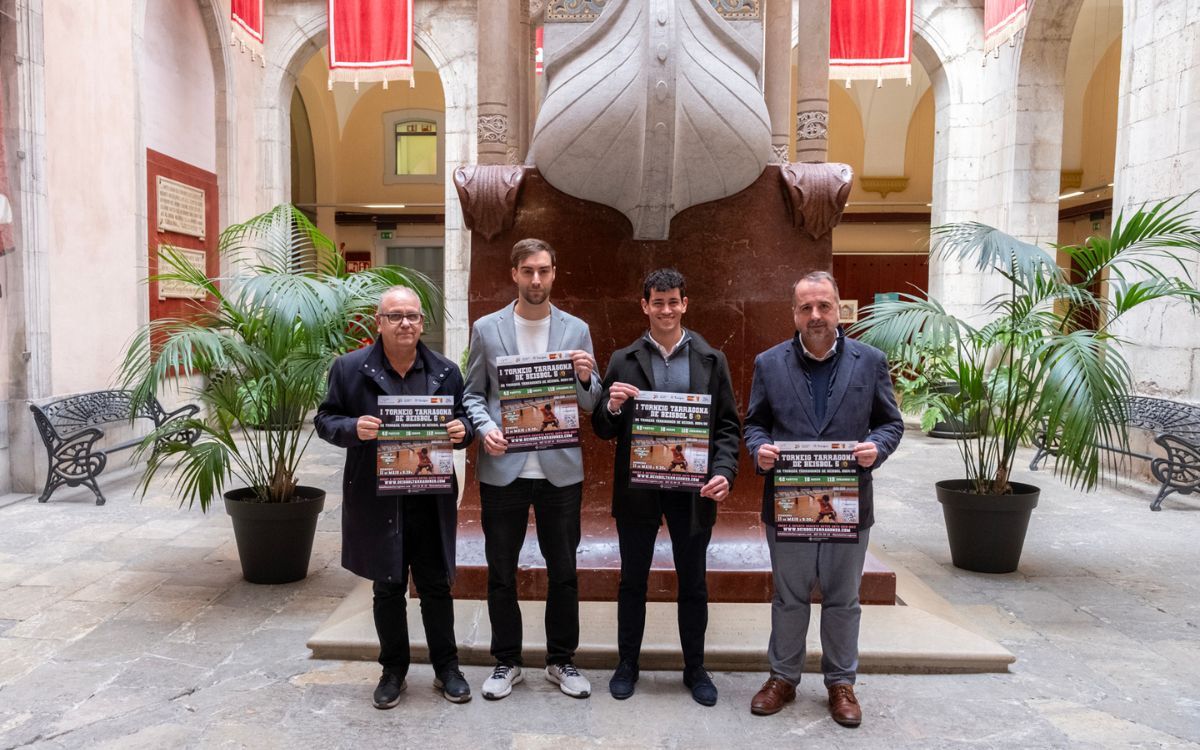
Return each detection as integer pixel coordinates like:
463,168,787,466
315,286,475,709
463,238,602,700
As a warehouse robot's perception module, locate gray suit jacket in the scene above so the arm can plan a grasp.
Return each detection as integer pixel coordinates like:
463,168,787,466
464,301,603,486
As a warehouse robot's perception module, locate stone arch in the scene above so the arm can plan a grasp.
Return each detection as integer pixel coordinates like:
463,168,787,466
260,2,476,361
1005,0,1088,244
910,1,990,308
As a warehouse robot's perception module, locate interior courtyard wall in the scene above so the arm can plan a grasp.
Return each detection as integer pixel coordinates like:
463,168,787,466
1077,40,1120,192
261,0,476,365
331,74,445,207
42,2,139,398
141,0,217,173
1111,0,1200,400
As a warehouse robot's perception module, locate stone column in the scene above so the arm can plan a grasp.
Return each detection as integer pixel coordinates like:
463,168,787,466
794,0,830,162
478,0,515,164
764,0,792,163
5,0,52,493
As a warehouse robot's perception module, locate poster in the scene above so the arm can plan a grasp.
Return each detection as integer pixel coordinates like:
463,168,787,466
496,351,580,452
773,441,860,542
377,395,455,495
628,391,711,491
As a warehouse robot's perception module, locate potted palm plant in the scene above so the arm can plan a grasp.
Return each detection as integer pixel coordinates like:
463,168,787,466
854,197,1200,573
120,204,441,584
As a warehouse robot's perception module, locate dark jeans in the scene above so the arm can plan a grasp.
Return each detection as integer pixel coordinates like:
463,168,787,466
617,493,712,670
480,479,582,666
373,497,457,677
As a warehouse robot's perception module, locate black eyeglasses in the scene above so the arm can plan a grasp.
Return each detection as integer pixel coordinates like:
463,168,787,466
378,312,424,325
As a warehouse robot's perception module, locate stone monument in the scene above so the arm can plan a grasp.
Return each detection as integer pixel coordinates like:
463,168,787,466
450,0,881,605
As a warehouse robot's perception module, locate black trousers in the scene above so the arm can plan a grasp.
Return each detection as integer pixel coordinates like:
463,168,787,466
480,479,582,666
373,497,457,677
617,493,712,670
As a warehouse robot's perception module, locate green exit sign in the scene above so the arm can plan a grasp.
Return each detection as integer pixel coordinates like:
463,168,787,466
379,230,394,240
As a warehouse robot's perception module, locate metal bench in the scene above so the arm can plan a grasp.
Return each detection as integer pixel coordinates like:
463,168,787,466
29,390,199,505
1030,396,1200,511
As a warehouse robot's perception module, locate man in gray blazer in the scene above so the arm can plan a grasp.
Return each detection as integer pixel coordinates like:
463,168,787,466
743,271,904,728
463,238,603,700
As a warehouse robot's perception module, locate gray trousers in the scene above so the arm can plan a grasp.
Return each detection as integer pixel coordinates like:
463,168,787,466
765,527,871,687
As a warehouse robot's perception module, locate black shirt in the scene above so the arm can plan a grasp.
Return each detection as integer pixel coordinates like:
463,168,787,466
380,353,426,396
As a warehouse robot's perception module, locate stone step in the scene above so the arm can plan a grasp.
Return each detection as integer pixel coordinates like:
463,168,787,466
449,509,896,604
308,580,1014,673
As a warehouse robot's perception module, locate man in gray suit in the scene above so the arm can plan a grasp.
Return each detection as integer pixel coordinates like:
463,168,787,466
463,238,603,700
744,271,904,727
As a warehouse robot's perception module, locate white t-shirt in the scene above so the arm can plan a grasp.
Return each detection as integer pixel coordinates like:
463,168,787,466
514,311,552,479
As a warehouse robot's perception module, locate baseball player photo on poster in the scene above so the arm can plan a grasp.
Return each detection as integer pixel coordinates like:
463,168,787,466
773,441,860,543
628,391,711,492
376,395,456,495
495,351,581,452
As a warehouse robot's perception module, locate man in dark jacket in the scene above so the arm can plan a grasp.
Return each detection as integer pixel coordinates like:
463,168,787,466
743,271,904,727
314,286,475,709
592,268,741,706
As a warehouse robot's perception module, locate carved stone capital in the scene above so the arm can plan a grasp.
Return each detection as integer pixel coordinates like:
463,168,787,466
780,162,853,240
453,165,527,241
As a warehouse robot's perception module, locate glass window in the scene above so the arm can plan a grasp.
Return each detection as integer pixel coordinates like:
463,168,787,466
395,120,438,176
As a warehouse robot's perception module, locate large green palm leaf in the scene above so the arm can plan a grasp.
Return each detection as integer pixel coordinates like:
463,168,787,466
859,198,1200,494
119,204,443,510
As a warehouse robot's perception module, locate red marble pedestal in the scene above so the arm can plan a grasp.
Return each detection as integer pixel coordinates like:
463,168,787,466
453,165,896,605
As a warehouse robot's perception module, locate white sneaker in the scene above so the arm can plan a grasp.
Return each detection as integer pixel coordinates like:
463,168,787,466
545,662,591,698
481,664,523,700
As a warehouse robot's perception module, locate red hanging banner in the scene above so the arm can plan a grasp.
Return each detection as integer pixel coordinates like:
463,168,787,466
328,0,415,89
984,0,1028,55
231,0,264,62
536,26,544,76
829,0,913,84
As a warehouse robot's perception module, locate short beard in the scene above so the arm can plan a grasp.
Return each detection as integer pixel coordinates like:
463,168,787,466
522,288,548,306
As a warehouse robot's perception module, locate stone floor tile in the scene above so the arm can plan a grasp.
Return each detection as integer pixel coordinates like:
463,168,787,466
5,599,124,641
69,570,170,604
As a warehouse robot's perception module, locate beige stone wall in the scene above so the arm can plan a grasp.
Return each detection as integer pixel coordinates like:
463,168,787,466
43,1,140,396
1112,0,1200,400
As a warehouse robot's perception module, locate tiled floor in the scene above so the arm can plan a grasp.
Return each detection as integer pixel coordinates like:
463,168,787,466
0,429,1198,748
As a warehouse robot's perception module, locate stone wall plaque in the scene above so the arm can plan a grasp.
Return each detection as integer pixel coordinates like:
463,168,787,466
157,246,208,300
156,176,207,239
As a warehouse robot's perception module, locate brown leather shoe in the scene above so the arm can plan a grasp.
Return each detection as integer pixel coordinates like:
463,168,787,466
750,676,795,716
827,683,862,727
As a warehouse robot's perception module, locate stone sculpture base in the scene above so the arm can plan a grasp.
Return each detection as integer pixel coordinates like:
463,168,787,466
456,165,893,604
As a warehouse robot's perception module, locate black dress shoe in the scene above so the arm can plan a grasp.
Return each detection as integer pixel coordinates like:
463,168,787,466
609,659,639,700
434,666,472,704
683,666,718,707
373,670,407,709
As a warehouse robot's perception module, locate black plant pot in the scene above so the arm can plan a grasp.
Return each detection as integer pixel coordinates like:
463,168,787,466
223,486,326,584
936,479,1039,574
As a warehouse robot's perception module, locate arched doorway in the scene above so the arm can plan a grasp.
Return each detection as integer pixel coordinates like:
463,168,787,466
262,4,476,363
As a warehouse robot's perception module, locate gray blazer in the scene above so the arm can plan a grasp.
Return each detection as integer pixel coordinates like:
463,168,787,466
464,301,603,486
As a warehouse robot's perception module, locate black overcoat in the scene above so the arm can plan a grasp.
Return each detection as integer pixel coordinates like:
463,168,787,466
314,339,474,582
592,331,741,530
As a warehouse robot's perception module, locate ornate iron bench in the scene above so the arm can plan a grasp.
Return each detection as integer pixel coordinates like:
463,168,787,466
29,390,199,505
1030,396,1200,511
